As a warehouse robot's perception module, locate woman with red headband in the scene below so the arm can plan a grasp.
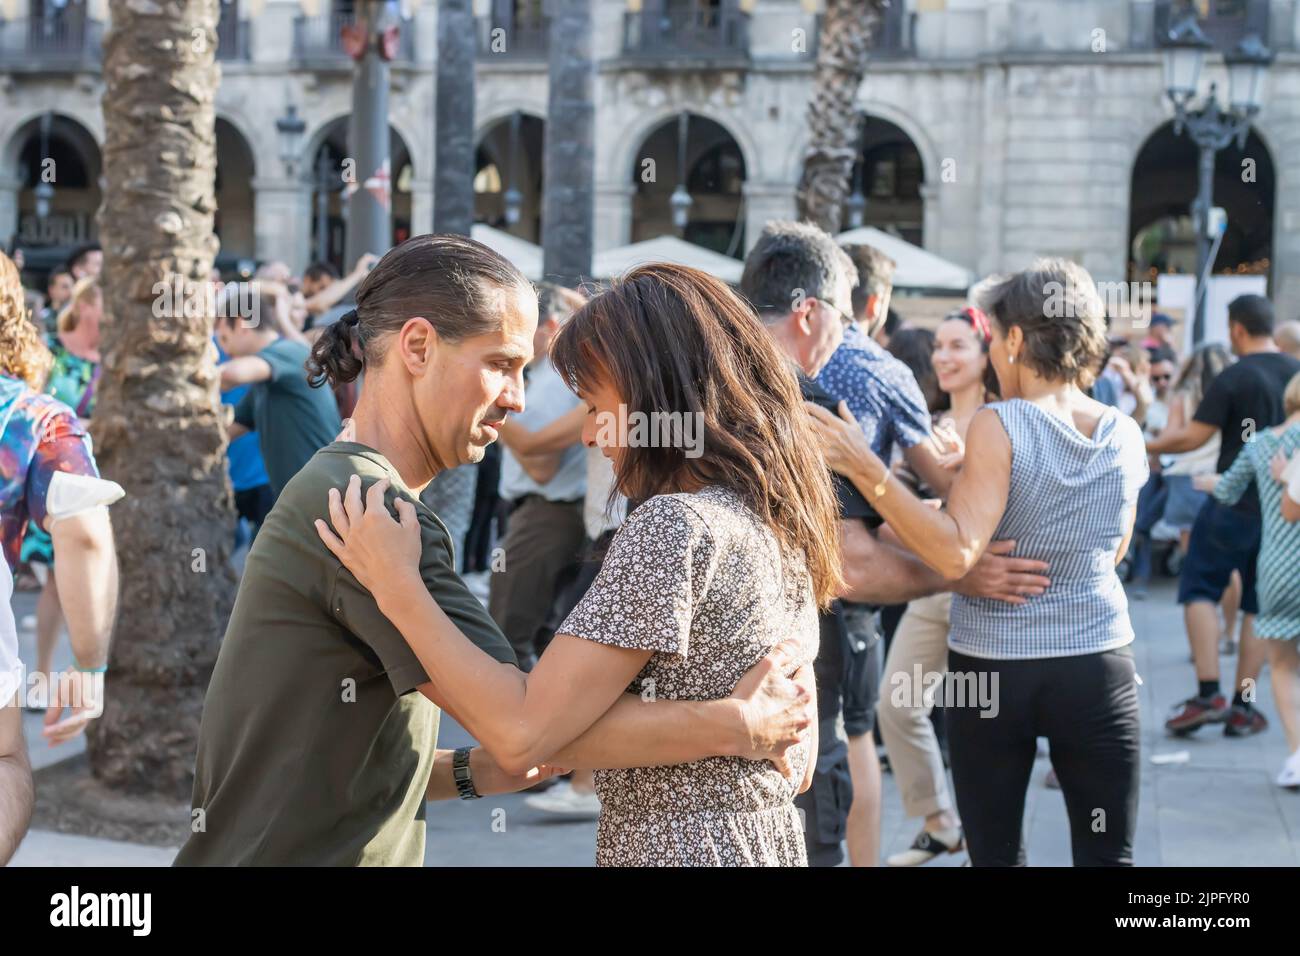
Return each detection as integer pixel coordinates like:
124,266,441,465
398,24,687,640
876,306,1001,866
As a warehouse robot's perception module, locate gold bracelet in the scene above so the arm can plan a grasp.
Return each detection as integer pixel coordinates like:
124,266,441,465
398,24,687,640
870,471,888,501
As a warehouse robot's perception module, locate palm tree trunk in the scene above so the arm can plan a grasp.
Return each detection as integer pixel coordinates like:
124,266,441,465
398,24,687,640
795,0,882,234
88,0,237,798
434,0,477,236
542,0,594,287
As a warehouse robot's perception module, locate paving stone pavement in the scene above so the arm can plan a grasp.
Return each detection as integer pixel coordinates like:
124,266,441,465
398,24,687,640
8,577,1298,866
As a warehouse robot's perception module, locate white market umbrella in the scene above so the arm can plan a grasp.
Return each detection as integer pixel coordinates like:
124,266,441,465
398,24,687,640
836,226,972,293
471,223,543,282
592,235,744,284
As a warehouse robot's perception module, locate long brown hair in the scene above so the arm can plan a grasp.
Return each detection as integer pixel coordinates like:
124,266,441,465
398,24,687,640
550,263,843,608
0,250,52,389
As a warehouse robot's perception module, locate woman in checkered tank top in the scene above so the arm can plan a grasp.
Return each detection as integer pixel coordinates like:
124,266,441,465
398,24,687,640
809,259,1148,866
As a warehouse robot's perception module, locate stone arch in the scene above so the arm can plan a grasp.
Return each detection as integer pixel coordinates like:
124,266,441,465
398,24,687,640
617,104,760,189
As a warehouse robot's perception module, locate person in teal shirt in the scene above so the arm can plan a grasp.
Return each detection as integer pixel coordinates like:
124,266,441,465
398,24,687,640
216,286,342,497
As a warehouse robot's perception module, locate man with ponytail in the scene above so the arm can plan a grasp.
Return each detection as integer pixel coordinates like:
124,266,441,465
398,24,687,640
178,235,815,866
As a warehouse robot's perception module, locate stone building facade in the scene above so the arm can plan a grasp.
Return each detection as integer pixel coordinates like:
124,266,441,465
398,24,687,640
1,0,1298,315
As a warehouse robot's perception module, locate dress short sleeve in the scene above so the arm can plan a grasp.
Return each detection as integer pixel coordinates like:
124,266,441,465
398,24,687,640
25,407,99,533
558,494,717,658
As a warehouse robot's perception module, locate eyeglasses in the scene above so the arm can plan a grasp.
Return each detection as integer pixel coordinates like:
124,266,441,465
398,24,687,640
821,301,856,330
1152,374,1172,383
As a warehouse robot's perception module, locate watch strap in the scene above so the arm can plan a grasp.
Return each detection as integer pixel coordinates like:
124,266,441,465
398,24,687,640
452,746,480,800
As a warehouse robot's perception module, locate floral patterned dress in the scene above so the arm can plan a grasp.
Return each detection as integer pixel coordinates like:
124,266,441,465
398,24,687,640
558,485,820,867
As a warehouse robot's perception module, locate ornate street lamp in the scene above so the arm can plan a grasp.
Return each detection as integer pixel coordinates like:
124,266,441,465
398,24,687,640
1162,13,1210,113
275,104,306,178
1162,11,1273,346
1225,34,1273,118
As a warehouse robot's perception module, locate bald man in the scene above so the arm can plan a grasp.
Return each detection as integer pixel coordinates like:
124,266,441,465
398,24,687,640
1276,320,1300,360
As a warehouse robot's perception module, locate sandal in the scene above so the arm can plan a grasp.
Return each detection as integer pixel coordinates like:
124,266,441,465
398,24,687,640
886,827,964,866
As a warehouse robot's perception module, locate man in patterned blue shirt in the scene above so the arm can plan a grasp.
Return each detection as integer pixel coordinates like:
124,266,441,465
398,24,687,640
816,243,957,497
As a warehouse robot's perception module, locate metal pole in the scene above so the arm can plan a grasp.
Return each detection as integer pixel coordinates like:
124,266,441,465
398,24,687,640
345,0,392,268
315,152,331,264
1191,138,1215,348
434,0,476,236
541,0,594,287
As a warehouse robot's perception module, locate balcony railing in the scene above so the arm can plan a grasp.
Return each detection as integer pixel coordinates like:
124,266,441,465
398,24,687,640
216,10,251,61
811,0,912,59
1151,0,1271,51
0,16,104,70
292,12,416,67
622,2,750,62
477,10,550,60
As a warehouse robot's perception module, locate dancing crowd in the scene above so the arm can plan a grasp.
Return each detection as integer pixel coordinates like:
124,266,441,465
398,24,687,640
2,219,1299,867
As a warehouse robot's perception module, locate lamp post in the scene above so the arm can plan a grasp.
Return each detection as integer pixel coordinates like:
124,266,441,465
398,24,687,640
1161,12,1273,346
314,150,335,264
845,122,867,230
34,111,54,221
503,110,523,228
670,112,693,236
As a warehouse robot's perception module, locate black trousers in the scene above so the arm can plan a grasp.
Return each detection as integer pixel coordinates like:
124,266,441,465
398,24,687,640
486,496,586,667
947,646,1140,867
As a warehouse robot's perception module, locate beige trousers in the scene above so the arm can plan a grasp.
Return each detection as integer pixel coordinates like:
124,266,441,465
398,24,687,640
877,591,954,820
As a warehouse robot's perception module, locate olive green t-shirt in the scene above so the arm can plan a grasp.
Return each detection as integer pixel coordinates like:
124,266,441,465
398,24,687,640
175,442,516,867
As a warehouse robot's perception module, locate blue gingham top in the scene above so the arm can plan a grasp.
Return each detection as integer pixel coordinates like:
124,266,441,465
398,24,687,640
949,399,1149,660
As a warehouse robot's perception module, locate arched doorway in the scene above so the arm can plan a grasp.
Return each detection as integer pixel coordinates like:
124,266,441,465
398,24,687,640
475,113,545,243
215,118,256,267
842,115,925,247
6,113,102,274
307,118,413,272
630,114,747,257
1128,121,1274,285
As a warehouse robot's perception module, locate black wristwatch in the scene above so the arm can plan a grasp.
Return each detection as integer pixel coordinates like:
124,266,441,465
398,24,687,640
452,746,481,800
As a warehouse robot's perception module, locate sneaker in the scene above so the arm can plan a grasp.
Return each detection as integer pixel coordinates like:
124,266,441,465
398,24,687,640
1223,705,1268,737
1165,694,1229,735
885,827,964,867
523,780,601,819
1219,634,1237,655
1277,751,1300,790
